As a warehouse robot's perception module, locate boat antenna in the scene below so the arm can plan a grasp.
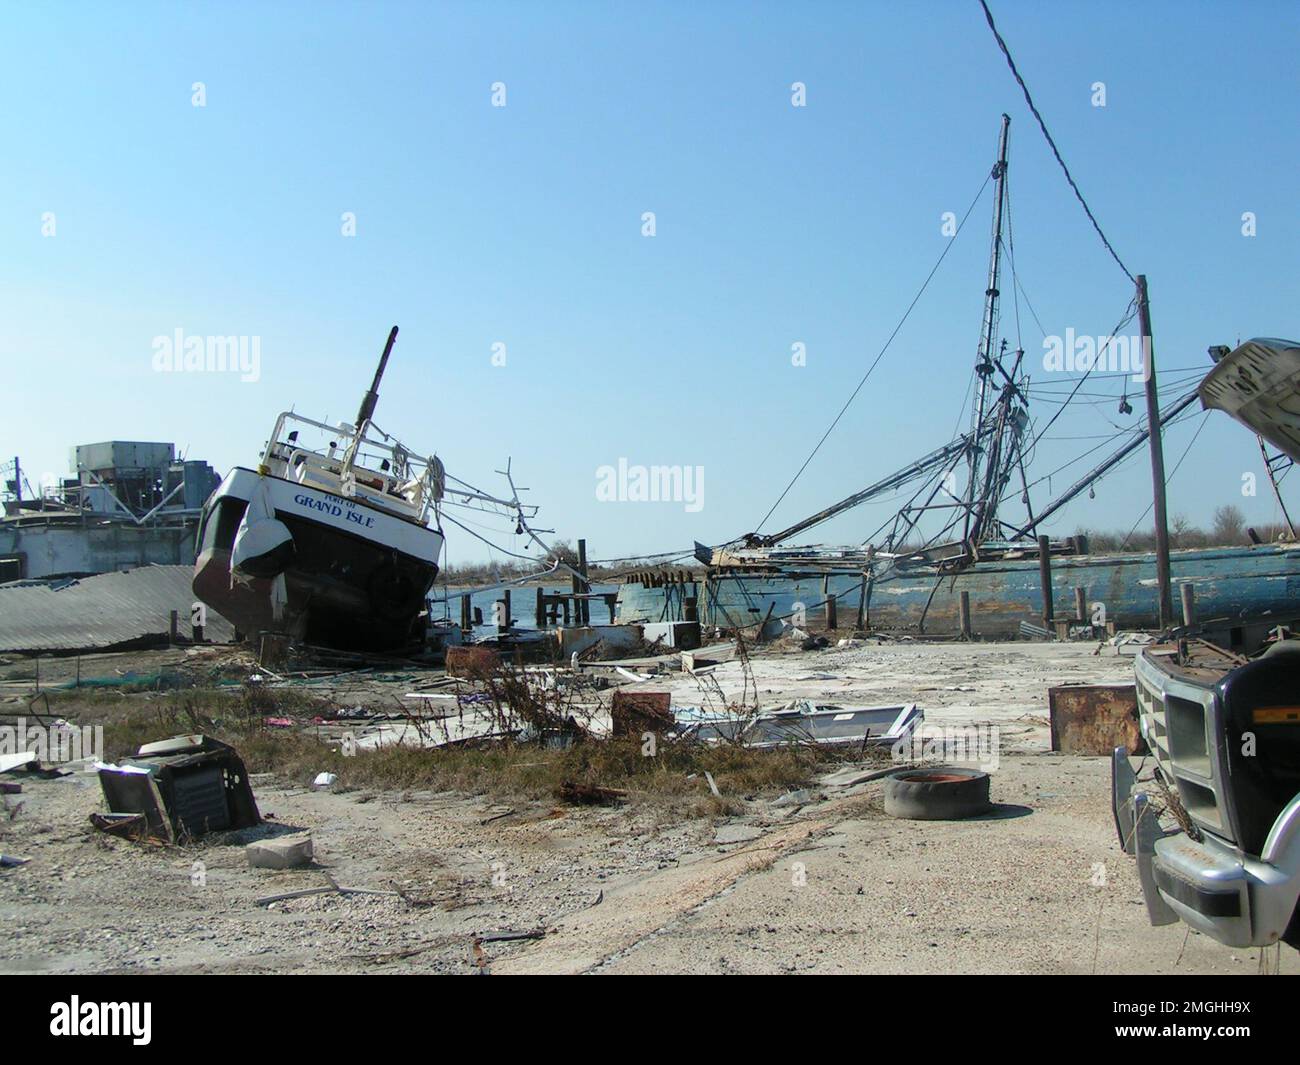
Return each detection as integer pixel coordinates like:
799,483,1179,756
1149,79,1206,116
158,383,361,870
356,325,399,427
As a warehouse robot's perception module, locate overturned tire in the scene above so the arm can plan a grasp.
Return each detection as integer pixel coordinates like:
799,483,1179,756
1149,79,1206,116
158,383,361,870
883,768,991,821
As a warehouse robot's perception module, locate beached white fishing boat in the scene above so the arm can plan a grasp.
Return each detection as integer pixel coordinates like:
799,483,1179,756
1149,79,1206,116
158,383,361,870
193,327,446,651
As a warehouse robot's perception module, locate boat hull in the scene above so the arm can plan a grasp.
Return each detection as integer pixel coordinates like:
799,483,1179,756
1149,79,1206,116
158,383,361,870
192,468,443,652
616,544,1300,639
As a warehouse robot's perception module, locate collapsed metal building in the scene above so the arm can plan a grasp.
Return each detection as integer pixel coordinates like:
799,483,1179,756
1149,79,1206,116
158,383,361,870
1,441,219,581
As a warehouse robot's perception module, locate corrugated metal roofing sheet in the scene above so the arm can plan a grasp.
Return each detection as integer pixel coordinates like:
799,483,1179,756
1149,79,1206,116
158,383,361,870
0,565,234,653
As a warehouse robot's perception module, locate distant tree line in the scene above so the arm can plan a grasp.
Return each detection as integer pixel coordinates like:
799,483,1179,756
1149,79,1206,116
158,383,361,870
439,538,667,586
1076,505,1294,552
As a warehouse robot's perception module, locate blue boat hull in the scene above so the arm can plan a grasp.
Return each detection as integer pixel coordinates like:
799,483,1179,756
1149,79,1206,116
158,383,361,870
615,544,1300,637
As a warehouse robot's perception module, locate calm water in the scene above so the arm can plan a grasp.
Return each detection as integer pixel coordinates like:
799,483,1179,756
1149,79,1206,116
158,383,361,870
432,582,620,635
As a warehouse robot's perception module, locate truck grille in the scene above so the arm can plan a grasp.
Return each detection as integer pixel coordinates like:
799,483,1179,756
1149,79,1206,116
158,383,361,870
1134,652,1235,843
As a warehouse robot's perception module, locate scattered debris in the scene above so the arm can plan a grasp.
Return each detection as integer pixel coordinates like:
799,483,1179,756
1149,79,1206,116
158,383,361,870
445,645,502,677
88,812,155,841
93,735,260,843
1110,632,1155,656
610,691,673,738
1048,683,1144,755
770,787,822,808
674,701,922,750
474,928,546,944
818,764,907,789
246,834,314,870
255,882,401,907
713,823,764,845
883,769,992,821
0,751,38,774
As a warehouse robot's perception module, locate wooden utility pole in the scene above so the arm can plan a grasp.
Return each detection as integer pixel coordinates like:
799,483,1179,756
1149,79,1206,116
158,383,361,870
1137,275,1173,628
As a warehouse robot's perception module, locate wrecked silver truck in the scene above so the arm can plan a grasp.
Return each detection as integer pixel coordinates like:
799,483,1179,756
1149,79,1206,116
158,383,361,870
1113,640,1300,948
1112,337,1300,949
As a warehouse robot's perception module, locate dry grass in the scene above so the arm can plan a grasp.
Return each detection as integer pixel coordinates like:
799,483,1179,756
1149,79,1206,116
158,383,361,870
66,687,832,814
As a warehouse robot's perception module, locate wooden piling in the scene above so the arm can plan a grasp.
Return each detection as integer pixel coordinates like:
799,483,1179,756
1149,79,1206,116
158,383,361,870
1038,535,1054,626
1180,583,1196,626
959,590,972,640
460,593,472,631
577,539,591,624
1074,586,1086,623
535,586,545,628
823,576,837,629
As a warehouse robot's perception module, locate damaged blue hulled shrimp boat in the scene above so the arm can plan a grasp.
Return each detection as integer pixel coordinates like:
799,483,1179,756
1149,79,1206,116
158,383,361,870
193,327,447,651
617,118,1300,640
615,538,1300,638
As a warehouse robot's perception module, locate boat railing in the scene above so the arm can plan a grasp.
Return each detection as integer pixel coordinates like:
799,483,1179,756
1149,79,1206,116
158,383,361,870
261,410,442,525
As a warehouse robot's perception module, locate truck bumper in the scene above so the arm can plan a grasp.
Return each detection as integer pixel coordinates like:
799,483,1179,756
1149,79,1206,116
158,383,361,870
1112,748,1300,948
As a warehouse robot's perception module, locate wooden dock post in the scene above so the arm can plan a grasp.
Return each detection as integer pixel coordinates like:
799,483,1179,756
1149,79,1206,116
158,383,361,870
502,589,512,631
535,586,545,628
169,610,179,647
822,576,837,629
577,539,591,625
1074,586,1086,622
1038,535,1054,627
1180,583,1196,626
959,590,972,640
460,593,472,631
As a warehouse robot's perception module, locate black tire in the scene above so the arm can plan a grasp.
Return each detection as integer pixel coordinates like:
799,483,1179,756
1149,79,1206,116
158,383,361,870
883,767,992,820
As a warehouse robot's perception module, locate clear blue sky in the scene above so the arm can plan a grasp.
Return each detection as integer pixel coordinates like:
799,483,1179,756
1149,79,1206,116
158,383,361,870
2,1,1296,568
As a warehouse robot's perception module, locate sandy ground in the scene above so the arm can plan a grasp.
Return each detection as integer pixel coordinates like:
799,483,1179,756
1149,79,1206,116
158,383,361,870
1,640,1296,975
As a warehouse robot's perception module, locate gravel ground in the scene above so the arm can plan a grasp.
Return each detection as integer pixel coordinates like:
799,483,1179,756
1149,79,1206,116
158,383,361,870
1,640,1295,975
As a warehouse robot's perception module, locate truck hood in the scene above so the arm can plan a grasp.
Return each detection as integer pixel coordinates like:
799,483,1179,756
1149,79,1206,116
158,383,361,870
1198,337,1300,462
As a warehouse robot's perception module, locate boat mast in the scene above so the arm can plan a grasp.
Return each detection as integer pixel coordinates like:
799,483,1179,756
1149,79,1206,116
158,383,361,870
963,114,1011,552
356,325,399,428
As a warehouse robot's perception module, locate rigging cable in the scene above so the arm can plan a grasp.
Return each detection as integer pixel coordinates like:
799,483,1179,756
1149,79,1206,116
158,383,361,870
1020,301,1137,447
1116,411,1213,549
978,0,1136,285
751,168,994,536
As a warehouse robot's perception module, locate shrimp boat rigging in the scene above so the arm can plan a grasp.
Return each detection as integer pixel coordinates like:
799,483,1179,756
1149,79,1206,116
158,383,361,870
617,115,1300,637
193,327,538,652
